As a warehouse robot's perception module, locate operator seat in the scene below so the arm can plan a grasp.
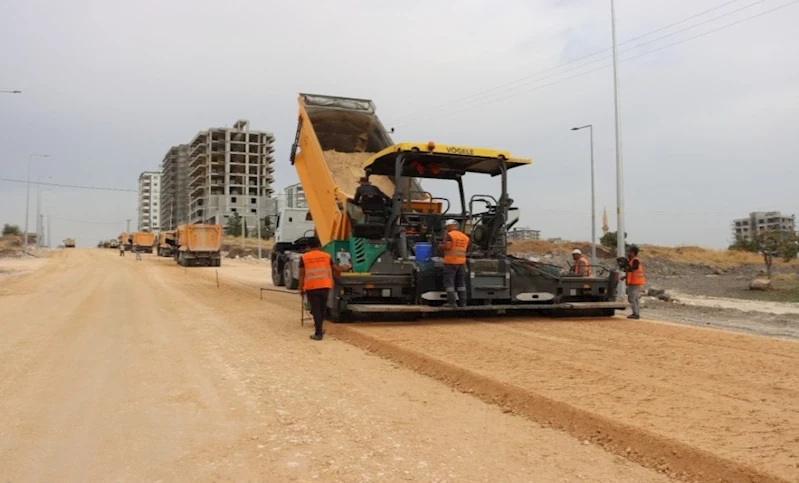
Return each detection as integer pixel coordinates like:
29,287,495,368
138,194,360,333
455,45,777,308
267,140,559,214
352,192,391,240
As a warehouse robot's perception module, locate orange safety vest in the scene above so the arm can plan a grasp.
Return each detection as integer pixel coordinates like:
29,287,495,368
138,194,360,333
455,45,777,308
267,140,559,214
627,256,646,285
443,230,469,265
572,256,592,277
301,250,333,290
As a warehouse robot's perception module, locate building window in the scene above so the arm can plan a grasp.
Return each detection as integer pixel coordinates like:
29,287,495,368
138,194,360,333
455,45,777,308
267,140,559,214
251,209,257,213
231,196,237,203
231,208,237,213
251,197,257,204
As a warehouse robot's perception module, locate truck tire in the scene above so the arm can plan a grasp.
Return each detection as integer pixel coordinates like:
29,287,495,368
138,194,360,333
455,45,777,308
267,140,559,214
272,258,285,286
284,263,299,290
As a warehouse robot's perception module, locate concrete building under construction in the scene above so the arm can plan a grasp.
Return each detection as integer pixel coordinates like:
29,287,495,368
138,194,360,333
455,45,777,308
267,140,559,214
159,144,189,230
188,120,276,231
137,171,161,232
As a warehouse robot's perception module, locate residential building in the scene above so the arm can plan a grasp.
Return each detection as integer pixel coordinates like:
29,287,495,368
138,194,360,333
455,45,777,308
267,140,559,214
508,227,541,240
187,120,276,233
159,144,189,230
277,183,307,211
732,211,796,241
138,171,161,232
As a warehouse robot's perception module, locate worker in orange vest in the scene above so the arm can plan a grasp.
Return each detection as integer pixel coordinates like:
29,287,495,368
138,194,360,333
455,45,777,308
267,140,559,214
298,237,350,340
570,249,592,276
621,245,645,320
437,219,469,308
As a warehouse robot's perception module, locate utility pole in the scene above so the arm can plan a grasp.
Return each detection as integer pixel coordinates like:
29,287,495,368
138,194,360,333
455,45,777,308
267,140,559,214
570,125,597,267
24,154,49,254
611,0,627,297
126,219,131,233
257,162,262,260
47,214,51,248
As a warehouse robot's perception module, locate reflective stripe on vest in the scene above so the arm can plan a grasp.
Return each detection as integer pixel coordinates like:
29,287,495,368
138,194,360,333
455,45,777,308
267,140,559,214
444,230,469,265
627,256,646,285
572,256,592,277
301,250,333,290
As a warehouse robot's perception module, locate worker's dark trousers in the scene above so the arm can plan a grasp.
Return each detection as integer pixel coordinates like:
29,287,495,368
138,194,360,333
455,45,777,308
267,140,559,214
443,264,467,307
306,288,330,336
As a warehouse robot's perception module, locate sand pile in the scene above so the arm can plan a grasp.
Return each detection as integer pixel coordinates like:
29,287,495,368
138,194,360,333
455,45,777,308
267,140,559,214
324,150,396,197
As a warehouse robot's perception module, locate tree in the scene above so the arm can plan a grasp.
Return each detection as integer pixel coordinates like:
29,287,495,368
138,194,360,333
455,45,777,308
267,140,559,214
731,231,798,279
225,213,243,237
261,216,274,239
600,231,628,249
2,224,21,236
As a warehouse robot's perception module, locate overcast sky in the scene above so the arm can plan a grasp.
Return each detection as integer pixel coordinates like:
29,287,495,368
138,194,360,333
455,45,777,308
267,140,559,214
1,0,798,248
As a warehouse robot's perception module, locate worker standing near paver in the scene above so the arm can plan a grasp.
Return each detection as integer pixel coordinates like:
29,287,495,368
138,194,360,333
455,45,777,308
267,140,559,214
298,238,350,341
438,219,469,308
621,245,645,319
119,243,125,257
571,248,592,276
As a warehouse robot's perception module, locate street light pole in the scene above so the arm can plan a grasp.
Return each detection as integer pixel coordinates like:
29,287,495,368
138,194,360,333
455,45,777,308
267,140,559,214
24,154,49,254
571,125,597,267
611,0,627,297
36,176,51,247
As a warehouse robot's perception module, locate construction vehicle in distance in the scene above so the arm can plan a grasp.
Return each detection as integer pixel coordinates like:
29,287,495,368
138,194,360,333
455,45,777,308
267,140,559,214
63,238,76,248
156,230,176,257
270,207,315,289
131,232,155,253
119,233,131,251
109,239,119,249
282,93,625,320
174,224,223,267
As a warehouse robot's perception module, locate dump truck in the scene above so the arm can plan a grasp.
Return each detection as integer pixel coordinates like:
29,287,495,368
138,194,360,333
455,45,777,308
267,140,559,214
63,238,76,248
119,233,131,251
157,230,176,257
279,93,625,321
270,207,316,289
174,224,222,267
131,232,155,253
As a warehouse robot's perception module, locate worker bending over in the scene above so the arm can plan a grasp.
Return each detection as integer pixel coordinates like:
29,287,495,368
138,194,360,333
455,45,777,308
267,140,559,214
438,219,469,308
571,249,591,276
298,238,350,341
621,245,645,320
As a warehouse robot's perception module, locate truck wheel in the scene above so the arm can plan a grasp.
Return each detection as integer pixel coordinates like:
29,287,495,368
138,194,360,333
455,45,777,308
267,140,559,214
284,264,299,290
272,260,285,286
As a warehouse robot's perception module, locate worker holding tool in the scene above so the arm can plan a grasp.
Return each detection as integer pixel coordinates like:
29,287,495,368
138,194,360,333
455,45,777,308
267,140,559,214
298,237,350,341
571,249,592,276
438,219,469,308
620,245,645,320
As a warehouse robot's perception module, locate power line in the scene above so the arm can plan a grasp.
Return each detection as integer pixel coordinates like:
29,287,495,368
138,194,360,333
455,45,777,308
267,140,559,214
392,0,778,125
48,215,127,225
393,0,799,126
0,177,137,192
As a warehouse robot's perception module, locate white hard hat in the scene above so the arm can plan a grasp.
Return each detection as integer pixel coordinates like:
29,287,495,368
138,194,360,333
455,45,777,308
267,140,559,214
572,249,582,255
445,219,458,226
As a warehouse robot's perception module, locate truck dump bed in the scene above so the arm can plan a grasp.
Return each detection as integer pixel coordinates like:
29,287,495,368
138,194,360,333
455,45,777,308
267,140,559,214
131,232,155,249
292,94,422,246
177,224,222,252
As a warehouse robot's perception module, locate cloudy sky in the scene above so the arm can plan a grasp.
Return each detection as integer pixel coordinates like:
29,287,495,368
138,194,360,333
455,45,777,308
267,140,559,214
1,0,797,248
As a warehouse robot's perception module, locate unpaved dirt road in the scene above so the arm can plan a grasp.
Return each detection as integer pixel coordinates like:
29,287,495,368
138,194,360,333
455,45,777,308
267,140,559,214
0,250,671,482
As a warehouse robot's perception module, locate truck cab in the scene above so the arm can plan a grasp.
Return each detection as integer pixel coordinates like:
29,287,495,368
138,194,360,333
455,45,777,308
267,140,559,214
270,207,315,289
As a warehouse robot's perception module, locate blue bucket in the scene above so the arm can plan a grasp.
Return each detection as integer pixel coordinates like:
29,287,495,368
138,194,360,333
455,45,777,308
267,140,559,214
415,242,433,262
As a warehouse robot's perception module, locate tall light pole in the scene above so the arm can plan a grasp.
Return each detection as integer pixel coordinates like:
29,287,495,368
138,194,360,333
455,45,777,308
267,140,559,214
571,125,596,267
611,0,627,297
24,154,49,254
36,176,51,247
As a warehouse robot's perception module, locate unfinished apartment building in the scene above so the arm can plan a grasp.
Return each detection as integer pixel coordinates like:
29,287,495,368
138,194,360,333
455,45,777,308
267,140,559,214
732,211,796,242
159,144,189,230
188,120,276,231
137,171,161,232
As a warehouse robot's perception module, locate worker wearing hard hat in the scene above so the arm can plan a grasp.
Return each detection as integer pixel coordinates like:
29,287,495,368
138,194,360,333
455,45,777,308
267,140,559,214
571,249,592,277
438,219,469,308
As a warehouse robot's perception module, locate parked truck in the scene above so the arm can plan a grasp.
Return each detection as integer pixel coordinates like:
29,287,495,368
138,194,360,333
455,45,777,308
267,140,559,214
278,93,624,320
119,233,131,251
109,239,119,249
175,224,222,267
63,238,76,248
131,232,155,253
157,230,176,257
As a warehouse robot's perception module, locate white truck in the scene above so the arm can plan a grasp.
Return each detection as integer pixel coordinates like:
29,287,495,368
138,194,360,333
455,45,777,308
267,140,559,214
270,207,316,289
